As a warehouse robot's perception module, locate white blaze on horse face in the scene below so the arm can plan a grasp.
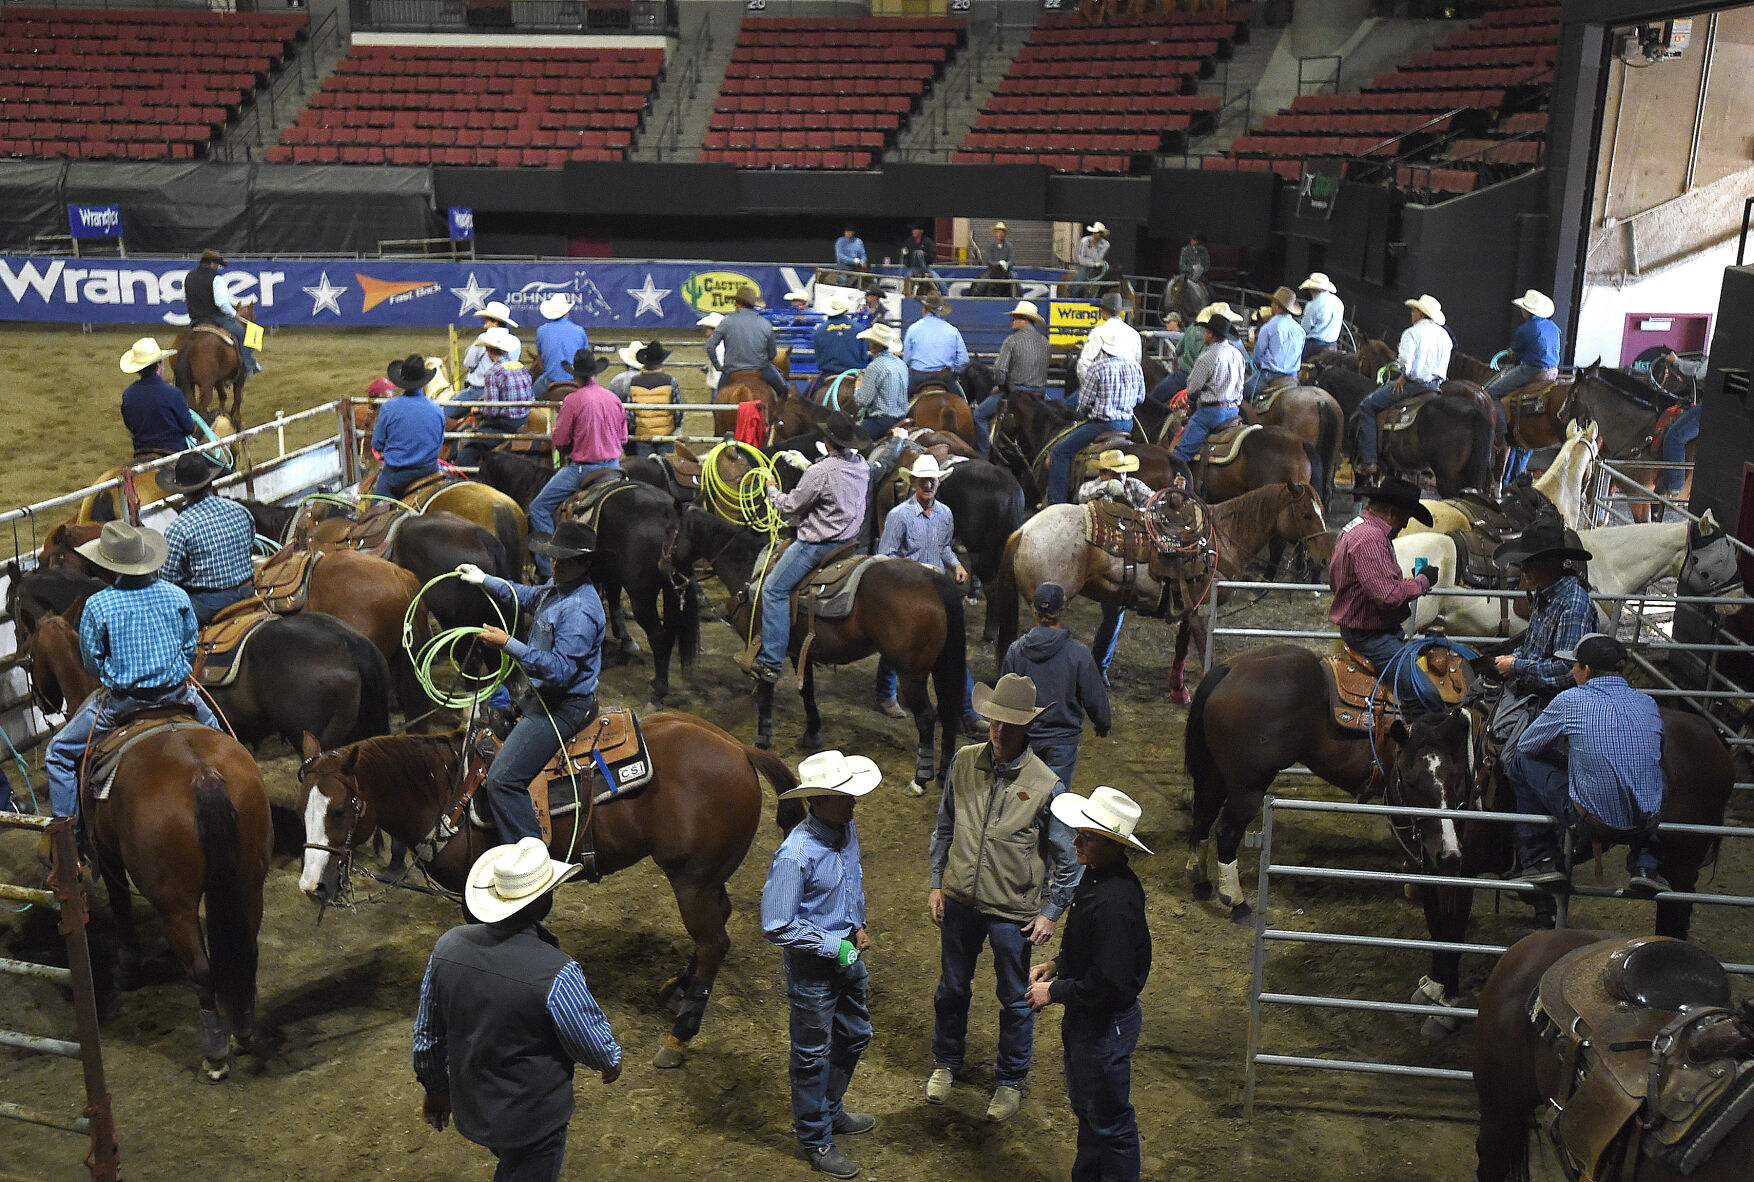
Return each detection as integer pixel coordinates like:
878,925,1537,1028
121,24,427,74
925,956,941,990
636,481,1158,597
1425,754,1461,861
299,785,331,896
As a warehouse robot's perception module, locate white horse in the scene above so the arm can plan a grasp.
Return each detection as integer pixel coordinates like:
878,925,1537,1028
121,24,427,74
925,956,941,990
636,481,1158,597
1404,419,1600,535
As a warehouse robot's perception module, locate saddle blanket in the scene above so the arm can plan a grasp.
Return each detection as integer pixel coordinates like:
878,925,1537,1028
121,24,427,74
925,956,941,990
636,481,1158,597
84,708,209,802
801,553,888,620
192,604,276,687
528,709,655,853
255,548,320,614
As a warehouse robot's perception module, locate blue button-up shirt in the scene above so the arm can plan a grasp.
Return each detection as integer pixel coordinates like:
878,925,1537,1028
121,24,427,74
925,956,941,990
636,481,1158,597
835,236,868,267
1515,675,1665,829
1300,290,1344,345
1252,312,1305,376
760,813,866,957
903,314,969,374
1078,353,1148,423
80,579,199,692
163,495,256,592
121,373,196,455
482,575,606,699
855,351,908,419
535,319,589,388
879,496,959,573
1512,315,1562,370
813,314,869,375
1511,574,1599,694
371,392,446,468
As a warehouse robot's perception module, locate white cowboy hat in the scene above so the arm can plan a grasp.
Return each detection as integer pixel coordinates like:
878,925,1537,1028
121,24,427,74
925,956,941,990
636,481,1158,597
778,750,883,800
475,299,518,327
1087,221,1108,235
1098,332,1134,357
75,520,170,576
1194,301,1235,324
1512,289,1555,319
1051,785,1152,854
617,340,647,369
826,294,856,316
1404,294,1445,325
909,454,946,481
476,326,520,354
538,293,575,320
1007,300,1044,323
465,837,581,924
857,321,898,350
120,336,176,373
697,312,724,329
785,287,812,304
1299,272,1337,293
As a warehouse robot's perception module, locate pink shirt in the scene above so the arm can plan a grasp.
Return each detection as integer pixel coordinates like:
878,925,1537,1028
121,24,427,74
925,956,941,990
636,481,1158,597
551,379,628,463
1328,510,1430,631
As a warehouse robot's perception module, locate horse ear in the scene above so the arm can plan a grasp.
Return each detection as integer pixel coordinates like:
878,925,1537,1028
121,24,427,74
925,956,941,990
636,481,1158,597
299,731,323,761
1387,718,1410,747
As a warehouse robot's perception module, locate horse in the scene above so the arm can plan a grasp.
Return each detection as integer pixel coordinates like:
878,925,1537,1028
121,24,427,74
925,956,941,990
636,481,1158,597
1166,275,1210,326
1134,384,1343,506
174,300,254,425
676,506,967,794
966,263,1017,300
1346,379,1499,498
988,387,1189,504
902,382,979,451
992,481,1333,702
710,351,792,438
296,716,799,1068
352,475,528,575
1472,930,1754,1182
1401,420,1600,538
1570,364,1696,521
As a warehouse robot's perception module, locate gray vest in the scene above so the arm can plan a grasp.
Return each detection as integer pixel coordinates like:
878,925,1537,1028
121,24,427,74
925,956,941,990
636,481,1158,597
428,922,577,1149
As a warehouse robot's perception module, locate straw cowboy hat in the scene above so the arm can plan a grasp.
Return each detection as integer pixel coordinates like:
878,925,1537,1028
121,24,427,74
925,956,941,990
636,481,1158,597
1050,786,1153,853
476,300,518,327
857,322,898,350
1007,300,1044,323
1095,448,1140,474
778,750,882,800
636,341,671,367
1270,286,1303,315
120,337,176,374
1403,294,1445,325
617,340,647,369
530,519,597,561
161,452,223,496
387,354,437,390
909,454,947,481
697,312,724,329
825,294,857,317
563,348,611,379
991,221,1009,233
1194,301,1236,325
1493,522,1593,569
1087,222,1108,236
971,673,1047,725
538,293,575,320
1354,476,1434,527
1512,289,1555,319
75,520,169,577
465,837,582,924
1299,272,1337,293
477,326,520,354
1098,333,1134,357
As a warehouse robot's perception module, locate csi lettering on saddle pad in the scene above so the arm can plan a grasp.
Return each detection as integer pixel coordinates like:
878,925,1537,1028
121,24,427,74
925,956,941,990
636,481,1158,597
524,710,656,867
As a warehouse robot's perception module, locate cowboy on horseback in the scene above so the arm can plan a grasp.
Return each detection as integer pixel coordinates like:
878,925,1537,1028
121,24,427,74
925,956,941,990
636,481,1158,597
1048,332,1148,505
371,355,447,504
457,326,531,470
813,295,869,383
119,337,195,462
1484,289,1563,440
533,292,588,398
160,453,256,625
1076,293,1141,385
1354,294,1453,484
183,249,260,375
43,521,223,821
1077,449,1152,511
904,292,970,403
1177,232,1208,282
706,285,789,403
1168,306,1246,464
873,452,970,718
1148,302,1229,406
1326,476,1435,672
1072,222,1110,286
1298,273,1344,360
1245,287,1306,401
530,351,626,579
852,323,908,437
974,301,1051,456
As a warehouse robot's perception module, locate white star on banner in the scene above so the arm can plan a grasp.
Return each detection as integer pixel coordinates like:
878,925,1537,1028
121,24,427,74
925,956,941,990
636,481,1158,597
302,272,348,316
449,273,494,316
626,273,672,318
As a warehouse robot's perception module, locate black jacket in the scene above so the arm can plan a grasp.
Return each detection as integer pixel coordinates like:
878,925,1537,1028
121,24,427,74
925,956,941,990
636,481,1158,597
1049,859,1151,1015
1002,626,1111,746
184,265,220,325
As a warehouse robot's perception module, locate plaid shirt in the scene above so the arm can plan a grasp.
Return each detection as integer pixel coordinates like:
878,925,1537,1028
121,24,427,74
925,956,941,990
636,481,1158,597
480,362,532,427
80,579,199,691
1510,574,1598,694
162,495,256,592
1515,675,1665,828
1077,354,1147,423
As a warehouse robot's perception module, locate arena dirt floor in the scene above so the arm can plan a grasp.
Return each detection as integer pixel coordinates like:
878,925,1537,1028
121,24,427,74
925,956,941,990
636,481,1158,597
2,324,1750,1181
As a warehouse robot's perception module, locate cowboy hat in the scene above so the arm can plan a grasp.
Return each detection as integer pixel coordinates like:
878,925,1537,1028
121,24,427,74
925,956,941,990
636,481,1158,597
387,354,437,390
1095,448,1140,474
1512,289,1555,319
909,454,946,481
477,326,520,354
538,293,575,320
530,520,598,560
777,749,882,800
475,300,518,327
971,673,1047,726
366,376,398,398
1355,476,1434,526
1087,221,1108,235
617,340,647,369
1050,786,1152,853
119,337,176,374
635,340,671,367
1251,305,1273,325
1270,286,1303,315
563,349,611,379
1100,292,1126,315
1557,632,1627,670
825,294,856,317
161,452,223,495
1299,272,1337,293
857,322,898,350
1098,333,1134,357
198,248,226,266
1493,522,1593,569
919,291,947,313
784,288,812,305
465,837,581,924
990,221,1008,232
1007,300,1044,323
733,285,761,308
823,411,862,451
1404,294,1445,325
75,520,169,577
1194,302,1235,325
697,312,724,329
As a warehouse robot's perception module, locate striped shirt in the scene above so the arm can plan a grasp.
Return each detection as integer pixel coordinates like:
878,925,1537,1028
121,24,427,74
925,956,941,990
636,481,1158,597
1515,675,1665,829
854,352,908,418
162,495,256,592
1077,353,1147,422
1510,575,1599,693
994,325,1052,389
80,579,199,691
1186,339,1246,408
760,813,866,957
879,496,959,573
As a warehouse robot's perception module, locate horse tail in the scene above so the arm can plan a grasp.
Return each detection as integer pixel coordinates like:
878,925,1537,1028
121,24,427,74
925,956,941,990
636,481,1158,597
342,626,392,743
492,502,527,576
1316,396,1341,505
1465,395,1495,493
745,745,804,833
193,769,258,1035
480,530,514,581
173,348,193,395
991,529,1023,662
930,569,970,738
1301,440,1322,497
1185,661,1231,845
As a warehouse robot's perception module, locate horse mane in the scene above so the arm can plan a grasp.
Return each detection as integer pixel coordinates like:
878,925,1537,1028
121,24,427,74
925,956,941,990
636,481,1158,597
345,730,463,798
1210,482,1297,532
20,565,108,614
1585,364,1673,409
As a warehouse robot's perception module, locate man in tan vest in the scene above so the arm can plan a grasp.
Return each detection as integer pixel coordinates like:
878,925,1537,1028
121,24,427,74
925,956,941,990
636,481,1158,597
925,674,1081,1123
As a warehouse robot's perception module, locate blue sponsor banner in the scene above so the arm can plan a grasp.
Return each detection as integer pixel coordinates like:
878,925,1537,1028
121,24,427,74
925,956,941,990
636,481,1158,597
446,207,474,240
68,204,124,240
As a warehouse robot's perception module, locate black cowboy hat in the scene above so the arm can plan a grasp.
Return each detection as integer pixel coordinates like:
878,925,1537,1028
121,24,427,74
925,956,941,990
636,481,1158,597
162,452,223,495
387,354,436,390
1355,476,1434,526
1493,522,1593,569
531,520,598,560
635,341,671,367
563,348,611,379
823,411,862,451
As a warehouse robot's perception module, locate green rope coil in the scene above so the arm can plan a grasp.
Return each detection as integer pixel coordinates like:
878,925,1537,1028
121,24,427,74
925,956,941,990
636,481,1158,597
402,570,518,709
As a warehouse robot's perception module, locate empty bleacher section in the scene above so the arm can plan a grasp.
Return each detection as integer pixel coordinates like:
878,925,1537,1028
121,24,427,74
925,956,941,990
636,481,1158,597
952,9,1242,175
270,44,665,167
1205,3,1555,196
0,6,306,161
701,17,964,170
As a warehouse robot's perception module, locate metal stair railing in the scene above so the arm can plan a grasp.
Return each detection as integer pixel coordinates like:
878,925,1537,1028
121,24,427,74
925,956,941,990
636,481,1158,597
651,11,716,162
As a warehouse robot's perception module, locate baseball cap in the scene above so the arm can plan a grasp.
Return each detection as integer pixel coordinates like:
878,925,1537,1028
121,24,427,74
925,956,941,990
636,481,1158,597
1556,632,1627,670
1032,582,1067,616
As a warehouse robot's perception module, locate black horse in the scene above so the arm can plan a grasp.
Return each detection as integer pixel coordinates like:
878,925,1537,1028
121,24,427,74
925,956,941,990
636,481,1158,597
966,263,1017,300
1309,369,1498,497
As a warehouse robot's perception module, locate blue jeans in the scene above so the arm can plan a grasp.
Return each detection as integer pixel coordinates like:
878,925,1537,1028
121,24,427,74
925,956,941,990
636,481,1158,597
1147,371,1189,406
1073,265,1108,286
758,539,842,671
490,1125,567,1182
908,370,966,404
1244,369,1293,401
186,583,255,626
972,392,1002,455
859,414,900,438
875,662,974,716
377,461,439,504
717,364,789,402
1049,418,1131,504
46,687,222,818
1660,404,1701,493
1338,626,1404,672
1505,747,1661,875
1093,603,1124,674
1355,380,1421,467
482,693,597,843
784,948,872,1151
530,460,619,575
1030,738,1080,790
1172,404,1238,462
1063,1003,1142,1182
932,896,1036,1087
215,314,259,373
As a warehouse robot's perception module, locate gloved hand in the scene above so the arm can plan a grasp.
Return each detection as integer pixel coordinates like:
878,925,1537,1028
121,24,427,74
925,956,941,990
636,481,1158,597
456,563,487,586
835,938,861,971
1168,389,1190,410
1412,557,1430,578
777,450,811,472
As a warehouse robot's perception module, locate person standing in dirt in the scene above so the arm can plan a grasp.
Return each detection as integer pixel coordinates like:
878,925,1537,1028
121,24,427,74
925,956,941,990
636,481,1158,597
1000,583,1110,788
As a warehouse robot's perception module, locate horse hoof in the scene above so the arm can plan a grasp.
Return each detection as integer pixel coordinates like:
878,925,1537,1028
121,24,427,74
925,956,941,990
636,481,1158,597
1169,687,1189,706
618,641,643,659
229,1033,253,1056
1421,1014,1463,1040
1228,902,1253,925
797,732,824,754
652,1036,688,1070
203,1058,230,1083
905,781,925,798
755,735,773,751
1190,881,1213,902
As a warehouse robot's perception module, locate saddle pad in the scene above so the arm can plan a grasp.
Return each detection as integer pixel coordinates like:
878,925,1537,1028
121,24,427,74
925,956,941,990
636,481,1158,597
1650,404,1684,454
193,608,276,688
1084,500,1156,565
803,554,887,621
255,549,321,614
527,710,654,851
1378,391,1438,435
656,453,702,501
85,711,208,802
1198,422,1260,467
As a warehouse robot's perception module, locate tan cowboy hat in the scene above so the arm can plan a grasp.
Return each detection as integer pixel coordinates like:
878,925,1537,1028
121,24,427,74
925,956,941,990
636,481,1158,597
1270,286,1303,315
120,336,176,373
857,321,898,350
1007,300,1044,323
1404,294,1445,325
538,293,575,320
697,311,724,329
733,285,761,308
971,673,1048,725
1051,786,1152,854
909,454,946,481
991,221,1008,233
1087,221,1108,235
75,520,169,577
778,750,882,800
617,340,647,369
1095,448,1139,474
476,299,518,327
477,326,520,354
826,294,856,316
1194,301,1235,325
465,837,581,924
1512,289,1555,319
1299,272,1337,293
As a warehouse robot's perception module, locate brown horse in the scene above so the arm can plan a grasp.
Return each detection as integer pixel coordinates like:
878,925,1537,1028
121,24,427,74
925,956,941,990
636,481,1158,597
348,475,528,574
174,301,254,424
1472,929,1754,1182
1136,385,1342,504
710,352,793,438
988,387,1190,504
296,716,799,1068
903,384,978,451
1570,365,1697,521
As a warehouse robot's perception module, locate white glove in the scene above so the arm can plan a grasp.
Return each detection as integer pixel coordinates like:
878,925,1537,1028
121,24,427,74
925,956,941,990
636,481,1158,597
777,450,811,472
456,563,487,586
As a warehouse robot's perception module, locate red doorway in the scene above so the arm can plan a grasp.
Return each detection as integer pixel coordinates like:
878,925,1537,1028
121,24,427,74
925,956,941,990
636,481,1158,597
1621,312,1712,360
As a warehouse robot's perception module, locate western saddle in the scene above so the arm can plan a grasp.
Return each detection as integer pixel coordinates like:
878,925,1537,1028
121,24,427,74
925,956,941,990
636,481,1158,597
191,599,277,687
1081,492,1215,619
254,549,321,614
559,466,636,531
1252,374,1299,414
1321,642,1471,733
81,706,210,803
525,709,654,878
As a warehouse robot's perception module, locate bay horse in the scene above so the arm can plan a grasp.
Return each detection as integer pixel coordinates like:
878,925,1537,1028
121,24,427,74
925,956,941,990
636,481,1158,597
902,381,978,451
1351,379,1499,498
296,716,799,1068
174,300,254,424
676,506,967,793
988,387,1187,505
710,353,793,439
1570,364,1696,521
1135,385,1343,505
993,481,1333,702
